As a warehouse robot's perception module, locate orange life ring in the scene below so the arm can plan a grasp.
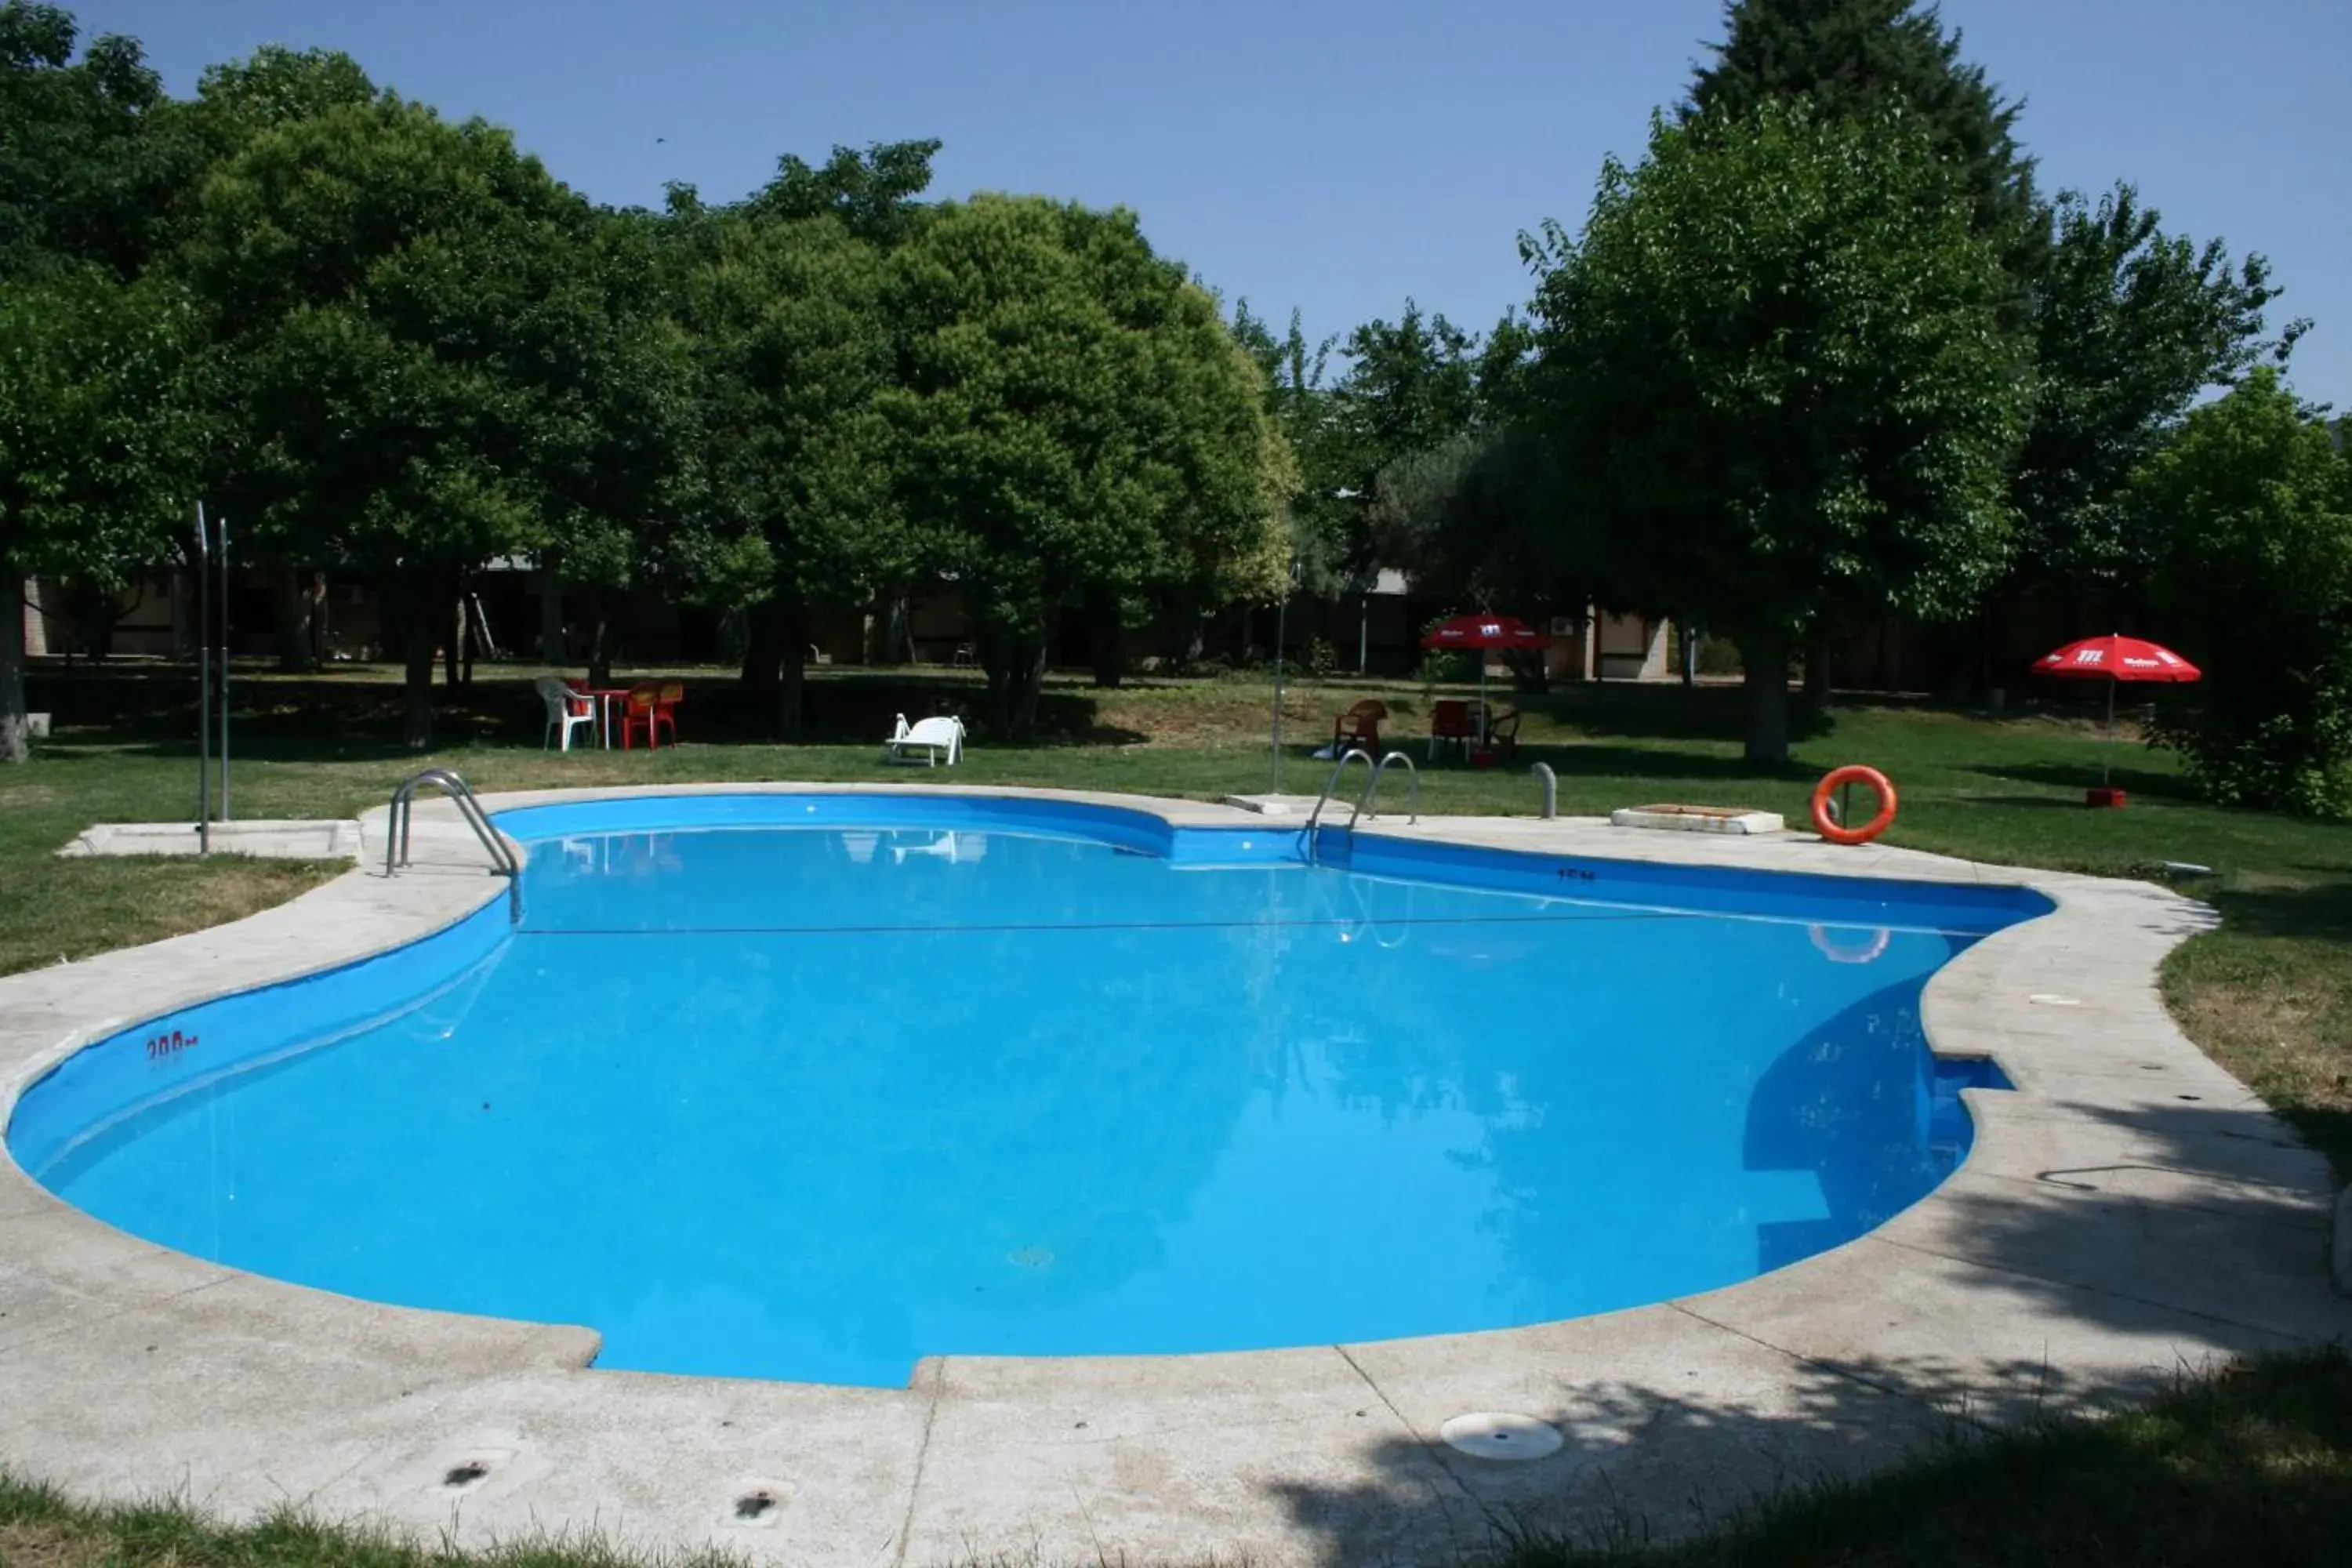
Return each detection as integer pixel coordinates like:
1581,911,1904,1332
1811,765,1896,845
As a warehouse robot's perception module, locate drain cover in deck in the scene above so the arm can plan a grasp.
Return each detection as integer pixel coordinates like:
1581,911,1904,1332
1439,1411,1563,1461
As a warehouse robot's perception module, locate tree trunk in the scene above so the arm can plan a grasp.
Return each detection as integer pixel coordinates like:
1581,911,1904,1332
775,588,809,743
873,593,913,666
273,564,318,673
979,630,1047,741
1742,629,1792,767
739,597,782,717
1010,637,1047,739
400,576,441,750
1801,624,1834,719
1,575,29,763
583,588,613,690
1087,584,1123,688
444,593,463,688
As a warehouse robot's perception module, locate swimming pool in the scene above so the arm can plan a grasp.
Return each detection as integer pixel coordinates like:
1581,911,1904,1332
7,793,2048,1388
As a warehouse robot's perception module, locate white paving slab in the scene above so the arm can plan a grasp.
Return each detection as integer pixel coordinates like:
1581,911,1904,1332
2,783,2347,1567
58,819,363,860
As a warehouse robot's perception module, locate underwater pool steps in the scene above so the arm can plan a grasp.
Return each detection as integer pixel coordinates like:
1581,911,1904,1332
1304,748,1421,863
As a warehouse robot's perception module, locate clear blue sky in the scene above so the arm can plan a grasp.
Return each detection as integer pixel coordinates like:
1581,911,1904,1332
67,0,2352,408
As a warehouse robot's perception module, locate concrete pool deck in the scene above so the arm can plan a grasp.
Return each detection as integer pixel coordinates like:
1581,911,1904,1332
2,782,2346,1566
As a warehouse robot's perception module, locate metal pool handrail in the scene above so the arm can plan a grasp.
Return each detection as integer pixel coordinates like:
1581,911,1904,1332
1304,746,1379,858
386,768,521,921
1348,750,1421,831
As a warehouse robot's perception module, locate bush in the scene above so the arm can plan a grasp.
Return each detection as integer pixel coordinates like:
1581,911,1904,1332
1694,633,1744,677
2136,370,2352,818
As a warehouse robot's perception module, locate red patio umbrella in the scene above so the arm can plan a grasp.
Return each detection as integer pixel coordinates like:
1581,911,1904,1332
2032,633,2202,800
1421,614,1550,721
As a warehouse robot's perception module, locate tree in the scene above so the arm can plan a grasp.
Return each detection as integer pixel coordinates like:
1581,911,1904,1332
0,2,189,282
168,44,386,670
2008,185,2298,604
1365,310,1561,619
741,138,942,245
186,98,612,746
2136,369,2352,817
1687,0,2039,270
528,202,701,689
883,195,1281,736
677,208,902,739
1318,304,1482,578
1526,103,2027,764
0,266,196,758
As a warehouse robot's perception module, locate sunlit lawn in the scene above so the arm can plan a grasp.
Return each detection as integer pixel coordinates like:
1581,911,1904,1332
3,659,2350,1566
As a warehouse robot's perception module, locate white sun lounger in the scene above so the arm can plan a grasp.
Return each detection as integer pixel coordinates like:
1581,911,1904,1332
884,713,965,766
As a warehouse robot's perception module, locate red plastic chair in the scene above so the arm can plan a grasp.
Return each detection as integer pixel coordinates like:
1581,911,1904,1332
1332,699,1386,757
652,681,683,746
1429,699,1479,760
617,683,662,750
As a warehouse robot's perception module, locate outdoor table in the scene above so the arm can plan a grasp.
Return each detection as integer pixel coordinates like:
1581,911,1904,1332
583,688,633,750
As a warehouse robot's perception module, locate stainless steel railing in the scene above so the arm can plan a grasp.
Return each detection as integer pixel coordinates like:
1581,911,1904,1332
386,768,521,921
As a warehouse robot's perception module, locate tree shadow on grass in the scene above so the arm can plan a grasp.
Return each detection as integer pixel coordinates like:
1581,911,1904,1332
1249,1089,2351,1566
1533,684,1833,749
1514,742,1816,788
2204,880,2352,942
1970,760,2204,804
39,673,1149,758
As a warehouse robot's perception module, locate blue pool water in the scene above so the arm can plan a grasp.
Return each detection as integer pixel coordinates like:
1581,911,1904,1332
8,794,2044,1386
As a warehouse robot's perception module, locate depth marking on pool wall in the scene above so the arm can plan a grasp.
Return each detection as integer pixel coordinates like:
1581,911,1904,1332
143,1028,199,1064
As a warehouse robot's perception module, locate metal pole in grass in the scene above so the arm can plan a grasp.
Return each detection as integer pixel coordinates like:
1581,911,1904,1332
194,502,209,856
1270,575,1288,797
217,513,230,822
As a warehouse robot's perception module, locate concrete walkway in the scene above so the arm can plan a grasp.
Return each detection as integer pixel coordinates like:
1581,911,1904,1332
2,784,2346,1566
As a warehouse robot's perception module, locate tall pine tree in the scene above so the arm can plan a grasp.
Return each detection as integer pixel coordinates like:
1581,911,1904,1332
1687,0,2039,267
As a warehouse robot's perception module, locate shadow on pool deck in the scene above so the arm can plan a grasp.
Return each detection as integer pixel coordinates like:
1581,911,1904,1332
1256,1094,2350,1566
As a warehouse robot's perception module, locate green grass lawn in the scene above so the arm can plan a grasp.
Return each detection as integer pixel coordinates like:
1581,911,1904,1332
3,660,2348,1566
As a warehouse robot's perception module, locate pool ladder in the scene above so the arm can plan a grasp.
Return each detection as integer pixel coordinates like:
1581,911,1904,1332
386,768,523,922
1303,748,1419,865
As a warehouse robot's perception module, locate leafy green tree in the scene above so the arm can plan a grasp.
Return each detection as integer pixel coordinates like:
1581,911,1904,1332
883,195,1281,735
1319,304,1482,578
165,44,387,670
1527,103,2027,764
528,202,701,688
676,208,902,739
2009,185,2298,604
1364,310,1557,619
1369,425,1574,631
1688,0,2039,269
741,138,942,245
0,2,188,281
1230,301,1345,594
0,266,196,758
187,98,615,746
2137,369,2352,816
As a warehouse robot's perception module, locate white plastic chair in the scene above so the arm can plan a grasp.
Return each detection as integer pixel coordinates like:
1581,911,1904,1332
536,676,596,752
884,712,965,766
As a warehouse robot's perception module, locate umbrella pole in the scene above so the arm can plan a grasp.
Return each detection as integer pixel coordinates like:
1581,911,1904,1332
2103,677,2116,786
